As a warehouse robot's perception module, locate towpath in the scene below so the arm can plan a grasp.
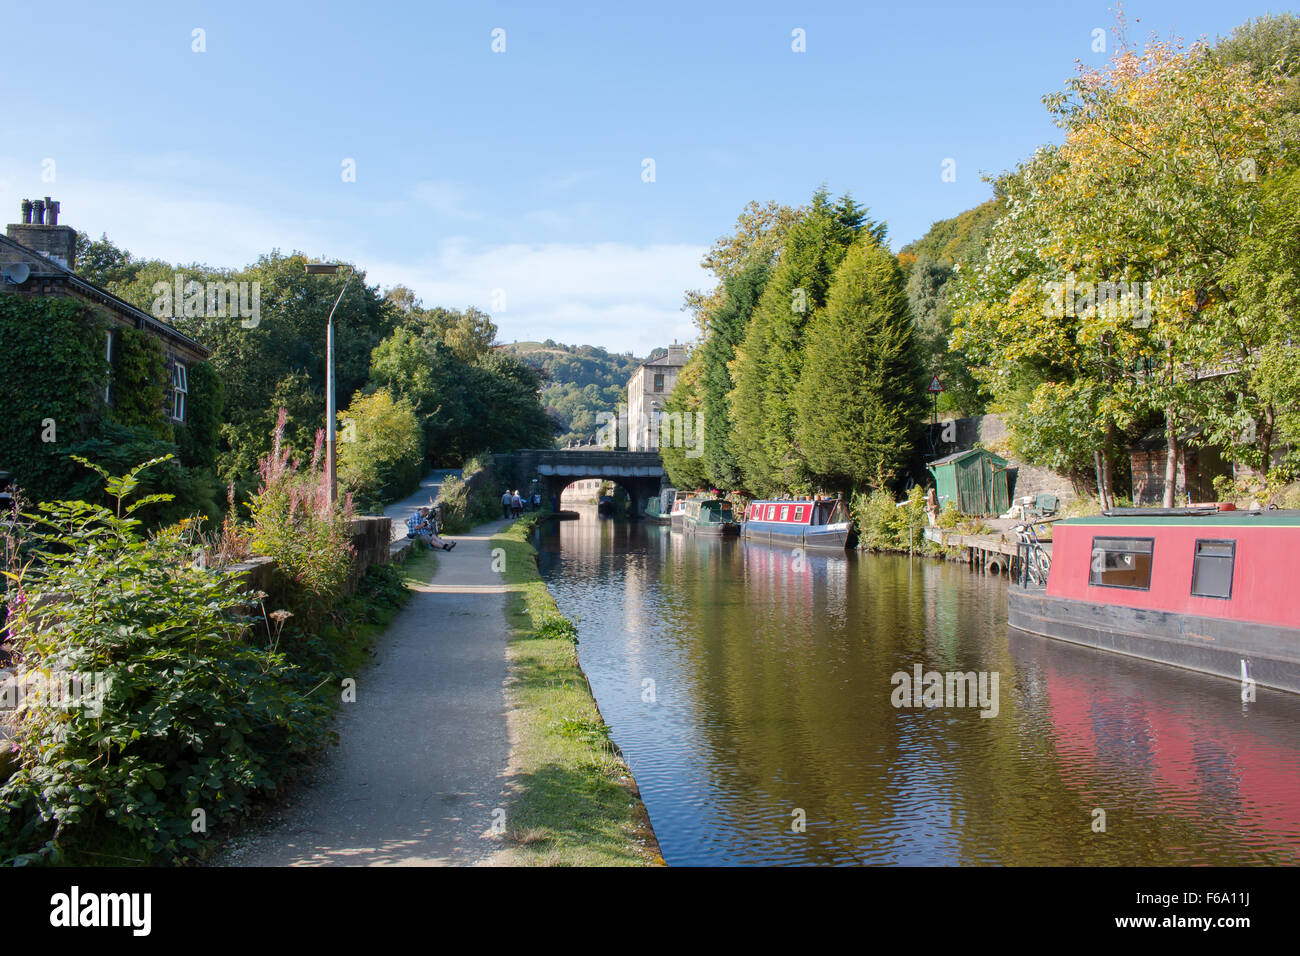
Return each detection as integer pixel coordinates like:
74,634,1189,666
220,475,516,866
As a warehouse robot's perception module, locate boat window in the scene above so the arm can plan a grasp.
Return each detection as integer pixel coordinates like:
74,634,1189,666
1191,539,1235,599
766,505,776,520
793,506,805,522
1089,537,1155,590
779,506,789,521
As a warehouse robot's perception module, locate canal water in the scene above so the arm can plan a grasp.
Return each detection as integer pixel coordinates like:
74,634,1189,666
536,509,1300,866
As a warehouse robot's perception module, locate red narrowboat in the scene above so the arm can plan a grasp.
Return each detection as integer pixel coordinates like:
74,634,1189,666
1008,508,1300,695
741,498,852,551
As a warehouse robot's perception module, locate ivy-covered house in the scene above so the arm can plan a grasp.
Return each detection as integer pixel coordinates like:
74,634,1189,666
0,198,220,509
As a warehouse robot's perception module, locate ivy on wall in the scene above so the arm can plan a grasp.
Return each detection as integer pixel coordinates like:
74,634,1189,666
175,361,223,472
110,326,167,435
0,293,107,498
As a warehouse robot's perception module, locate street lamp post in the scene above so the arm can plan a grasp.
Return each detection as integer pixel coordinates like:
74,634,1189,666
306,261,354,504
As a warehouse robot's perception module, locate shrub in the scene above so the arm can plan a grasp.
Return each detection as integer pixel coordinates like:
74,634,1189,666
0,457,327,864
248,410,355,620
853,485,930,552
435,457,502,533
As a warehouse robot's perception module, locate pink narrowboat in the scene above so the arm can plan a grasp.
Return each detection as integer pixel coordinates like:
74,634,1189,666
1008,507,1300,695
741,498,852,551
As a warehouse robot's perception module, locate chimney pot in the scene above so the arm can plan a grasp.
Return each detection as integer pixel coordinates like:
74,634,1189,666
46,198,59,226
20,199,32,224
31,199,45,225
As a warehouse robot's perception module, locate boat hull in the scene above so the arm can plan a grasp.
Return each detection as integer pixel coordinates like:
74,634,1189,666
742,521,850,551
1007,586,1300,695
685,521,739,537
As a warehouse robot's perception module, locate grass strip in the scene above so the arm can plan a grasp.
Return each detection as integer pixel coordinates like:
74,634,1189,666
490,514,662,866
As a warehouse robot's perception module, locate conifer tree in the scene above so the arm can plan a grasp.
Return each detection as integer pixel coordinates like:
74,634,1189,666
794,235,926,494
701,262,769,489
729,189,879,495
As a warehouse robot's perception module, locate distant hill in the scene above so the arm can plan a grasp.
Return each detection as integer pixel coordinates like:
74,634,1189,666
501,340,664,446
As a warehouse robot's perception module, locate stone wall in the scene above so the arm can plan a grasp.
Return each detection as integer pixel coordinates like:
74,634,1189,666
224,515,394,600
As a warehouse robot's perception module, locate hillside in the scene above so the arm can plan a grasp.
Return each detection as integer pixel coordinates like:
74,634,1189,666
898,197,1003,268
898,197,1005,416
502,340,664,446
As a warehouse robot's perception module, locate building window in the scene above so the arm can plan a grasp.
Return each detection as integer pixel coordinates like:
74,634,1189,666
171,363,188,422
653,373,664,392
1089,537,1155,590
1191,539,1235,599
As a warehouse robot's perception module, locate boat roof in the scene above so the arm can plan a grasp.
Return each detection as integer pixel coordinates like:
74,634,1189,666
1060,508,1300,527
926,447,1009,467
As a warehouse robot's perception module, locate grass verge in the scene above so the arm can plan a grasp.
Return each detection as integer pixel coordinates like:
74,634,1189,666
490,513,662,866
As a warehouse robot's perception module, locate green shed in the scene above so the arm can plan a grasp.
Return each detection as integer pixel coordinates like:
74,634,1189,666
927,448,1015,517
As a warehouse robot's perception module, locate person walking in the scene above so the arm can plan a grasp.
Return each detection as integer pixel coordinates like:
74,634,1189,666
511,490,523,518
501,489,513,519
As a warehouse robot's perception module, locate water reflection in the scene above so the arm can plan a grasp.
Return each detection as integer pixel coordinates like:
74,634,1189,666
537,508,1300,865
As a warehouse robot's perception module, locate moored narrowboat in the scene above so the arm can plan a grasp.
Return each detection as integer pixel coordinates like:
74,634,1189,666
677,497,740,536
669,492,696,532
742,498,852,551
645,487,676,525
1007,507,1300,695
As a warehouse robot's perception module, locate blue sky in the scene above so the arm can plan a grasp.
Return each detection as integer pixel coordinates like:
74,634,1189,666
0,0,1272,354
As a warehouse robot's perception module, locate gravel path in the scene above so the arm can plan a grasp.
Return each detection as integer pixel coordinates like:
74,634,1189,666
221,474,517,866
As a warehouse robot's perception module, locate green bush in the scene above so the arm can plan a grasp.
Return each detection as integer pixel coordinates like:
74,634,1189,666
435,457,502,533
64,422,221,526
0,457,328,864
852,485,930,552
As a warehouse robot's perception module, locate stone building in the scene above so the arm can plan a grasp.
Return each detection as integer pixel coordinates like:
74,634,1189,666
626,343,687,452
0,198,209,425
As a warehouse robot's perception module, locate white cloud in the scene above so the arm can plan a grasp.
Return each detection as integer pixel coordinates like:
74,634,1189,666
365,240,707,354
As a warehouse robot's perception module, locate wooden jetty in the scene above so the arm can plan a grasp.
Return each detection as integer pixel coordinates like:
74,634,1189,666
923,526,1053,576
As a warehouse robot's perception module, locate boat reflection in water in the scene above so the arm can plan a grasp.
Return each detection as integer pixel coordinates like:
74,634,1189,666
535,510,1300,865
1010,628,1300,856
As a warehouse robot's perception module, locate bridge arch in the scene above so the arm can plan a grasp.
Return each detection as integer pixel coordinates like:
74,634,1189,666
494,449,666,517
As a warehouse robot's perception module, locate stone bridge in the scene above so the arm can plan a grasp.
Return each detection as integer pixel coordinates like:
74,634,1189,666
494,449,665,517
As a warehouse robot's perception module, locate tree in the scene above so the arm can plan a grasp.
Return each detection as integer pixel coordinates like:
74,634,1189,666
953,35,1296,506
1227,166,1300,474
659,350,709,490
728,189,879,495
337,387,424,503
701,261,769,488
794,236,925,493
683,199,802,333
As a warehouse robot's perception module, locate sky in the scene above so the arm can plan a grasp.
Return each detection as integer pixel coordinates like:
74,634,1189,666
0,0,1276,354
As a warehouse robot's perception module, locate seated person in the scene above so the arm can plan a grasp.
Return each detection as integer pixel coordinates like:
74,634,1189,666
420,507,455,551
406,509,431,546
